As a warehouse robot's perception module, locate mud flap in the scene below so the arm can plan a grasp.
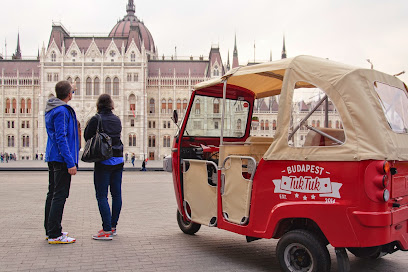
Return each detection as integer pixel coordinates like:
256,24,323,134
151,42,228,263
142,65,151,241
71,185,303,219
335,248,350,272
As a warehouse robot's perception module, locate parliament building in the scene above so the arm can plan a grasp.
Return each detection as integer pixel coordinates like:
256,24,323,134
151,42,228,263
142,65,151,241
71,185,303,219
0,0,289,160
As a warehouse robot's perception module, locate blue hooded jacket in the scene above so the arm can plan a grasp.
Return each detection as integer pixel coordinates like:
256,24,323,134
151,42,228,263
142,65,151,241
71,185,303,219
45,97,79,169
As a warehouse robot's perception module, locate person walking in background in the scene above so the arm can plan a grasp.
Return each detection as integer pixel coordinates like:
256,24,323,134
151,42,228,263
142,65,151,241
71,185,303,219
141,159,147,171
84,94,124,241
125,153,128,163
131,153,135,167
44,80,79,244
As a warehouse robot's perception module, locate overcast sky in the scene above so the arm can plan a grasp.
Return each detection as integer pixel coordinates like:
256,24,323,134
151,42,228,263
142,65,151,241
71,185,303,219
1,0,407,82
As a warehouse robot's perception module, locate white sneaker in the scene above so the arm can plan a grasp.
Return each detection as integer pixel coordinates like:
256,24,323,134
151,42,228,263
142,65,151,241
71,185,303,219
48,235,76,244
46,231,68,240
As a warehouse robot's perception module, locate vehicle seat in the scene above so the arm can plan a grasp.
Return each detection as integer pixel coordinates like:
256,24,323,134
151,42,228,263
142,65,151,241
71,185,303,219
218,137,273,167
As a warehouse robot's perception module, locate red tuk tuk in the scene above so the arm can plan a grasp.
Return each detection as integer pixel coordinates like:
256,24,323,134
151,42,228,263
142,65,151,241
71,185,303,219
165,55,408,272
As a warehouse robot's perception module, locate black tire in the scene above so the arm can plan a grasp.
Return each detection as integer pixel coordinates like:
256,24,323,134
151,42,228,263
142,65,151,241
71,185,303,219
347,246,385,259
277,229,331,272
177,210,201,235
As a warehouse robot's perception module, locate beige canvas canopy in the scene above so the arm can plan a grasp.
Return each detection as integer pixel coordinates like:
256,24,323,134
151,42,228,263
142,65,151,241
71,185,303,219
195,55,408,161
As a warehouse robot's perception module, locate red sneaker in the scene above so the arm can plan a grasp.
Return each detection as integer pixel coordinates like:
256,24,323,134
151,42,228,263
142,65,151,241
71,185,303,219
92,230,113,240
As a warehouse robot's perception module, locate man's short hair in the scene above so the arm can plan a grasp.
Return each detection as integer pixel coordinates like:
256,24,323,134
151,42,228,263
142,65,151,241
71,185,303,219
55,81,72,100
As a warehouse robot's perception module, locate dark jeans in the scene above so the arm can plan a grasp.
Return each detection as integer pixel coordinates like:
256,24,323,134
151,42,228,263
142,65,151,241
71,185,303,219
94,166,123,231
45,162,71,238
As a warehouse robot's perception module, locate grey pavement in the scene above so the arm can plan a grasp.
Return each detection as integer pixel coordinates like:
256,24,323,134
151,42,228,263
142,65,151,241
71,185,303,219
1,171,408,272
0,159,164,171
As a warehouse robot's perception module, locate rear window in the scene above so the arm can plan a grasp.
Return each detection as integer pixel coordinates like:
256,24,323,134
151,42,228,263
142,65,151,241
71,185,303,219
374,82,408,134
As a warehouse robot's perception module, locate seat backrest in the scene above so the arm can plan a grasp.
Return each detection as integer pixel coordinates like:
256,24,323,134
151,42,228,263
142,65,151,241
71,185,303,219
218,145,250,167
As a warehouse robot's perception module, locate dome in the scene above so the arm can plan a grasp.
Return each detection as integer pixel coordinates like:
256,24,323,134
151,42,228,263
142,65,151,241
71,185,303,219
109,1,156,53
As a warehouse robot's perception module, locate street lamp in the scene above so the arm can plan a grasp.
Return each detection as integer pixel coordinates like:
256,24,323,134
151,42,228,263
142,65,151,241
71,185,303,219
366,59,373,69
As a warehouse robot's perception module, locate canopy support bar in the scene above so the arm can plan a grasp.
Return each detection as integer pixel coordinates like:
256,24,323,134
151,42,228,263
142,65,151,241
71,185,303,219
288,94,328,140
220,80,228,146
306,125,344,145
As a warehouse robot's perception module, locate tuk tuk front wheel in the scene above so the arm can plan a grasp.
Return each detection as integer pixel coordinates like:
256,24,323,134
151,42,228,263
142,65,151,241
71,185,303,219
177,210,201,235
277,229,331,272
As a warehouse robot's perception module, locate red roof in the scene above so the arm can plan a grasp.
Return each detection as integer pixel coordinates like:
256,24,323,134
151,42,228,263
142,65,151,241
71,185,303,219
0,60,40,77
148,60,208,77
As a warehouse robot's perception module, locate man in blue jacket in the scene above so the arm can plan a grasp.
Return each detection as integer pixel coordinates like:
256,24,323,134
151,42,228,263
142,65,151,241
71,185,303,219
44,80,79,244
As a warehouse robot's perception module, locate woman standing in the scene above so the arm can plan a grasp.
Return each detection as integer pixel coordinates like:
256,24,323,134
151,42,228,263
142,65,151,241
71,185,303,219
84,94,124,240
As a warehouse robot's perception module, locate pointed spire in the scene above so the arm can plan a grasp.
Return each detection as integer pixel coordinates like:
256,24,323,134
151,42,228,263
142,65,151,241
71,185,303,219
12,32,22,60
226,50,230,71
233,33,238,56
232,33,239,68
127,0,135,16
281,35,287,59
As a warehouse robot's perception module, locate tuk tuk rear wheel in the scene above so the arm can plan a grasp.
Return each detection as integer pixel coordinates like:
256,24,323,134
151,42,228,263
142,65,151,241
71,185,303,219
277,229,331,272
177,210,201,235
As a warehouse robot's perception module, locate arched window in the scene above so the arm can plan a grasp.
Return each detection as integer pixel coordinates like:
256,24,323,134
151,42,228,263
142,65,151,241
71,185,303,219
161,99,166,114
129,94,136,111
273,120,277,130
176,99,181,113
163,135,171,147
20,99,26,113
67,77,72,84
328,120,332,128
131,52,136,62
86,77,92,96
22,135,30,147
129,134,137,146
149,98,155,114
336,120,340,129
51,51,56,62
5,99,10,113
237,119,242,130
183,99,188,110
12,99,17,114
312,120,316,127
260,120,265,130
195,99,200,114
213,99,220,113
105,77,111,95
74,77,81,96
8,135,15,147
149,135,156,147
317,120,320,127
113,77,119,96
265,120,270,130
168,99,173,114
94,77,100,95
27,99,31,113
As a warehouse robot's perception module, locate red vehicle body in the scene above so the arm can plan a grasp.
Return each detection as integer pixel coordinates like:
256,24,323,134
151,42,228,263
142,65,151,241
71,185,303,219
166,56,408,272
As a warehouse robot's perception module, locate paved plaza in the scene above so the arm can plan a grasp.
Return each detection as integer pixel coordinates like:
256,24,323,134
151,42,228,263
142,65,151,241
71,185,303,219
1,171,408,272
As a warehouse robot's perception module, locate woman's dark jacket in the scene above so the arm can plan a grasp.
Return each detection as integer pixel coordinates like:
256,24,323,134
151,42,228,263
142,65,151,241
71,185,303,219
84,109,123,168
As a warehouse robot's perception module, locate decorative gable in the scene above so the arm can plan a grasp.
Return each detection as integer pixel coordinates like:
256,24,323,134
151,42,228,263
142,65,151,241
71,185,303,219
46,39,61,63
85,39,102,62
126,39,141,63
104,40,121,62
65,39,82,62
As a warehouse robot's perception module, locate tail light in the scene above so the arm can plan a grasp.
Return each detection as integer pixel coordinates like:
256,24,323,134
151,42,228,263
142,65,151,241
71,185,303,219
383,161,391,174
365,161,392,203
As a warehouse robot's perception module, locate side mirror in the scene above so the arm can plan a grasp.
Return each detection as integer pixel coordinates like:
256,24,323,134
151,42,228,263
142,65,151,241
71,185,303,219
172,110,178,124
